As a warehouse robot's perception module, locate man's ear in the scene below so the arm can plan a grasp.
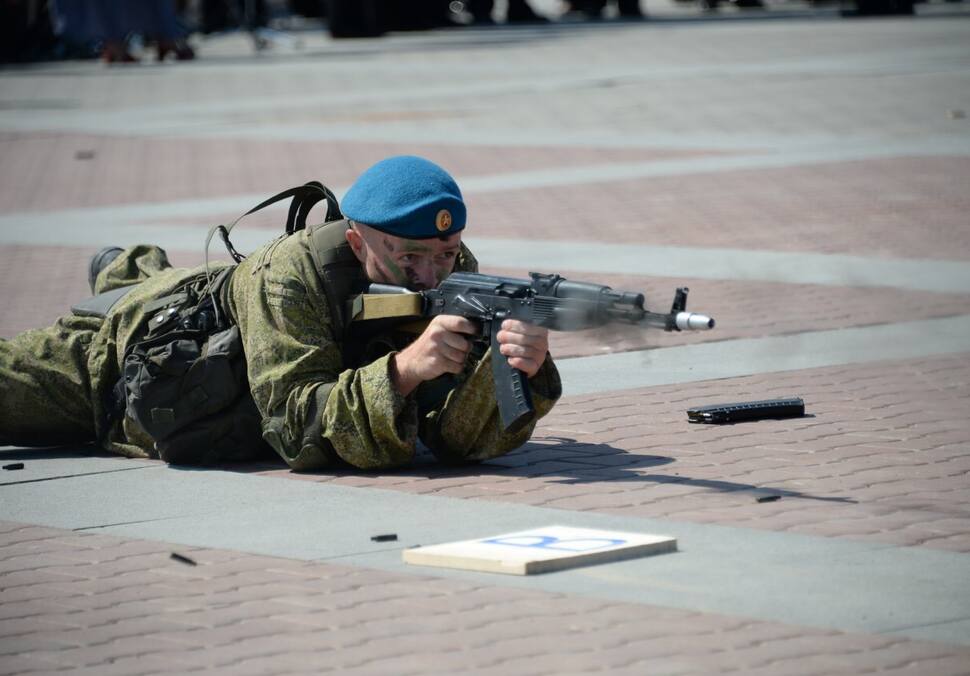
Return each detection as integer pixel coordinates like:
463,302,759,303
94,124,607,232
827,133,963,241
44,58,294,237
345,226,366,263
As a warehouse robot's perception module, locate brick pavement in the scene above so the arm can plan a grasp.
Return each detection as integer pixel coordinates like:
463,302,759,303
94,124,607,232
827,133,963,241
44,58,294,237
463,157,970,258
0,132,710,213
252,353,970,553
3,522,970,676
5,139,967,260
2,13,970,675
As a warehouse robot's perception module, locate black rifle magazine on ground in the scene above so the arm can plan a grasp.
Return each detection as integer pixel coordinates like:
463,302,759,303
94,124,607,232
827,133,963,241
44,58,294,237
687,398,806,424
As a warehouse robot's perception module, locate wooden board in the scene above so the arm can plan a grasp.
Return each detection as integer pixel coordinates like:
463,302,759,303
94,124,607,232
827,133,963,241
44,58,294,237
402,525,677,575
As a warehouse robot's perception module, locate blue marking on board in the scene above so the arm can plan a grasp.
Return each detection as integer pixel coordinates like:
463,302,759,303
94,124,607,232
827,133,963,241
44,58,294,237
481,534,626,552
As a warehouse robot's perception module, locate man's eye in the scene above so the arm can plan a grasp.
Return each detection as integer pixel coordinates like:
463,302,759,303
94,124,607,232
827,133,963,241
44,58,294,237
435,252,456,262
399,255,416,264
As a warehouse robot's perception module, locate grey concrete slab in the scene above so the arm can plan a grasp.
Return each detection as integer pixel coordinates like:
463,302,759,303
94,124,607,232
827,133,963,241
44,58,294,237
3,458,969,645
556,315,970,395
3,203,969,293
1,35,966,142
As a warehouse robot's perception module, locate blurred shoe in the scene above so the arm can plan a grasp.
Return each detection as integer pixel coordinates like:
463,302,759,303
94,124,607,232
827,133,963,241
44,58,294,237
508,13,549,23
88,246,123,294
102,41,138,64
617,0,645,16
157,40,195,61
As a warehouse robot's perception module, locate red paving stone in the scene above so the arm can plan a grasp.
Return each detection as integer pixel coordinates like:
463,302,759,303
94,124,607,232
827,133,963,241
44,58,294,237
466,156,970,260
252,353,970,553
0,131,717,213
2,522,969,675
7,135,969,263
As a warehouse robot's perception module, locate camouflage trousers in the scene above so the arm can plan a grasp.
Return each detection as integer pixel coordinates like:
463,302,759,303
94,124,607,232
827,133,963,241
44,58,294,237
0,246,173,448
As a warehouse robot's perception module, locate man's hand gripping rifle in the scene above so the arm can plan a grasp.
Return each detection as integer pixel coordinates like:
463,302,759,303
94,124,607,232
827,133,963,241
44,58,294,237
356,272,715,433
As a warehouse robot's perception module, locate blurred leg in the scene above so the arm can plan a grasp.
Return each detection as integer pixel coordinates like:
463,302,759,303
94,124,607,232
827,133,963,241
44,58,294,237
0,314,102,447
617,0,644,17
507,0,546,22
468,0,495,23
95,244,173,294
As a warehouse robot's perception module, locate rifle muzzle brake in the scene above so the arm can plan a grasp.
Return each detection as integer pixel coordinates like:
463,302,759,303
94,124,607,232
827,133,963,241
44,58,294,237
675,312,715,330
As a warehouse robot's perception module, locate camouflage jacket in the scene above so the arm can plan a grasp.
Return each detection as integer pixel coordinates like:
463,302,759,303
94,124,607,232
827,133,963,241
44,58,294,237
226,221,562,470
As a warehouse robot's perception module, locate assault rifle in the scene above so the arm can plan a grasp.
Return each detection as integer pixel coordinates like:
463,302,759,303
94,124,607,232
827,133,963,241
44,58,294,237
352,271,715,433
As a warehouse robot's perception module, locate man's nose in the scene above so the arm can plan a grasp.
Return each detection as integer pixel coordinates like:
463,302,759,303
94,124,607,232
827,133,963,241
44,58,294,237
414,260,437,289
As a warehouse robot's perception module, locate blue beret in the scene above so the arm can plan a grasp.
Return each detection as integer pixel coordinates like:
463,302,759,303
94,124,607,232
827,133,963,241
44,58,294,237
341,156,466,239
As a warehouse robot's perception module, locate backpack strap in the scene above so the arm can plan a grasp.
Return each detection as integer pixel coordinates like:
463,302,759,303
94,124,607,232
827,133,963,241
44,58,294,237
203,181,342,327
285,181,341,235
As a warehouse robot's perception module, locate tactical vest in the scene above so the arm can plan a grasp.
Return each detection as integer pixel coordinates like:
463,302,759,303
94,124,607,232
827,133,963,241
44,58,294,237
115,183,347,465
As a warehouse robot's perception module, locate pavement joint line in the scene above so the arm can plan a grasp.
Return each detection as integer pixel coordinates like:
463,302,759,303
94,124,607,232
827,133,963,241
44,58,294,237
71,515,189,532
0,465,158,488
312,545,414,562
884,616,970,633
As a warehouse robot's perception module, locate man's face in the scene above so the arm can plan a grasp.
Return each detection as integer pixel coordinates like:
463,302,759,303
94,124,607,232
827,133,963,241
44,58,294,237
346,222,462,291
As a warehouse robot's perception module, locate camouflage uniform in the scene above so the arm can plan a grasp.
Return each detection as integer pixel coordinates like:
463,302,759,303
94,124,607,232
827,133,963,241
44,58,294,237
0,222,562,470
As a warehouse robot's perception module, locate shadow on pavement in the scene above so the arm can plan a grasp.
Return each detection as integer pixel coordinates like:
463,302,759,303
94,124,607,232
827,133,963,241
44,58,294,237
0,445,118,460
2,440,854,504
487,437,855,504
270,436,854,504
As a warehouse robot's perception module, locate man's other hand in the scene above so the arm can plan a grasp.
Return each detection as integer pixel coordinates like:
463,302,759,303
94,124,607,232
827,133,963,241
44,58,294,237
391,315,477,396
496,319,549,379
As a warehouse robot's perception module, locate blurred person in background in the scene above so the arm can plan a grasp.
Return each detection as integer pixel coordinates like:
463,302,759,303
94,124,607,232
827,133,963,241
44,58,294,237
467,0,549,23
198,0,268,34
0,0,59,62
326,0,459,37
563,0,644,18
50,0,194,63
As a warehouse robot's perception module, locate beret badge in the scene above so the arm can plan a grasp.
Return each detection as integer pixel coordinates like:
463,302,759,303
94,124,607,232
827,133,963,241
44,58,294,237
435,209,453,232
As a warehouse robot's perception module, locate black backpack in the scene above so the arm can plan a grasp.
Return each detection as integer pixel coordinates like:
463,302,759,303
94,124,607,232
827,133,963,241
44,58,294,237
119,182,342,465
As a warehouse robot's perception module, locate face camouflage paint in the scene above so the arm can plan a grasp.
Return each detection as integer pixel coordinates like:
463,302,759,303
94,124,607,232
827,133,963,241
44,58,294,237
379,254,409,287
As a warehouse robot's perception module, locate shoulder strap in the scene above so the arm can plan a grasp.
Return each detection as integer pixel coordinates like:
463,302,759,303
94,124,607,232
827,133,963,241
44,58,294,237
285,181,342,236
203,181,342,327
306,219,368,338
